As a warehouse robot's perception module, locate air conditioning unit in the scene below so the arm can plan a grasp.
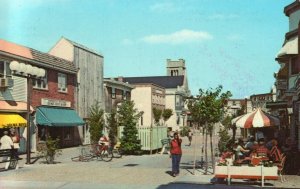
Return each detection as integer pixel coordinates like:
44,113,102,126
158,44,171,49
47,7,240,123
0,78,14,88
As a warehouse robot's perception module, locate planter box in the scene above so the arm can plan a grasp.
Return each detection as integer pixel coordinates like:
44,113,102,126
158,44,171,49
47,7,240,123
215,165,278,186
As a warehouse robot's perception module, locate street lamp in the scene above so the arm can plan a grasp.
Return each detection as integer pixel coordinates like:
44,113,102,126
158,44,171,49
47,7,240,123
10,61,45,164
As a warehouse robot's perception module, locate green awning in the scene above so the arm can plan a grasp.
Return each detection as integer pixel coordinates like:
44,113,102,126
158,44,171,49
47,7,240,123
36,106,85,127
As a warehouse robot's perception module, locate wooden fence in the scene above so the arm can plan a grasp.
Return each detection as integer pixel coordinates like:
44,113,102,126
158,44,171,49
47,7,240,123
118,126,168,151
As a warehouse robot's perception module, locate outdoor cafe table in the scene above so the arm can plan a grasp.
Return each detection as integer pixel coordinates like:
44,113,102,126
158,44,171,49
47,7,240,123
215,164,278,187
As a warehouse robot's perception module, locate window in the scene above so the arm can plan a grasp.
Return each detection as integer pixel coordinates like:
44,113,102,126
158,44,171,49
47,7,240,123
122,90,127,100
64,128,72,140
58,73,67,92
111,88,116,99
175,95,181,106
0,60,12,78
176,113,180,125
291,57,299,75
33,70,48,89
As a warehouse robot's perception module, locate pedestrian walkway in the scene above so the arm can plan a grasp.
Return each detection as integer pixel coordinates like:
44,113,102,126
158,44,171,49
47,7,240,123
0,135,299,188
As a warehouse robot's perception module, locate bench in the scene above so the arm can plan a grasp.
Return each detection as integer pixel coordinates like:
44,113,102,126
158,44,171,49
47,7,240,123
159,139,170,155
0,149,19,170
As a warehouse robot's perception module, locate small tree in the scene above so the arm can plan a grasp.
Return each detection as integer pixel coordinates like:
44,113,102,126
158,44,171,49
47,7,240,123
88,102,105,144
162,109,173,126
218,128,231,154
187,85,232,174
219,116,236,145
118,100,142,155
38,136,62,164
107,109,118,147
153,107,162,126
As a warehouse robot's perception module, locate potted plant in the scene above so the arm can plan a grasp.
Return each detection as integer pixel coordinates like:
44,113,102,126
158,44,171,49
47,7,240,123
38,136,62,164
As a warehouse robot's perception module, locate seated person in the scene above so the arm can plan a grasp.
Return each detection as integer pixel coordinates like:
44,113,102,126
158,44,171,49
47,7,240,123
245,136,256,150
253,138,269,157
233,141,250,160
281,137,295,154
98,135,110,146
266,138,278,150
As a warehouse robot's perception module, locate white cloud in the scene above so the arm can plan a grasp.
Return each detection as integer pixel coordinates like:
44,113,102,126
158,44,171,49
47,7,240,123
150,2,179,13
141,29,213,45
209,13,238,20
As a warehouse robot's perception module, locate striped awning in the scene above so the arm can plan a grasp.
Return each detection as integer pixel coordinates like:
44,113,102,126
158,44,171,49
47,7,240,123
231,108,280,128
0,113,27,128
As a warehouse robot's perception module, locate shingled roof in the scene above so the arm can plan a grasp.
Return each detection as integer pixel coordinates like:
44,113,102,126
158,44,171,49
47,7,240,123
0,39,76,73
123,76,184,89
30,48,77,73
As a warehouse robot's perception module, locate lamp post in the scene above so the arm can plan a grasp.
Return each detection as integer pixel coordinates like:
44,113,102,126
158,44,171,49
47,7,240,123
9,61,45,164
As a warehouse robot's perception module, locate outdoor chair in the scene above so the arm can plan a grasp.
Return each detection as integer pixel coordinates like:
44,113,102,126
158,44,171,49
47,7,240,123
270,146,282,162
274,154,286,182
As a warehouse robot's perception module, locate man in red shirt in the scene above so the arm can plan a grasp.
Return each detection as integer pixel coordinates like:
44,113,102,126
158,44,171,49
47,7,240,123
170,132,182,177
254,138,269,157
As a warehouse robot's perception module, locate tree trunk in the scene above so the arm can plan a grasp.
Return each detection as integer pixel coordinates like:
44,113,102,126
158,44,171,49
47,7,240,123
232,125,236,141
192,124,197,175
210,128,215,174
201,125,205,167
204,123,208,174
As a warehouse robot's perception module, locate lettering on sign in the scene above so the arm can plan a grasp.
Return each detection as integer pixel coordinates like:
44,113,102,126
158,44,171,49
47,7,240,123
41,98,71,107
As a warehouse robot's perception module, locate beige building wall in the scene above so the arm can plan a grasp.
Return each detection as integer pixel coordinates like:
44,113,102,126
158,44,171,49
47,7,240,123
48,38,74,61
132,86,152,126
165,89,178,130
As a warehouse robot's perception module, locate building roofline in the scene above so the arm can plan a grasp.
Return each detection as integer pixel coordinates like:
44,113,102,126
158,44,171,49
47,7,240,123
0,51,77,74
103,79,135,89
130,82,165,89
284,1,300,16
62,37,104,58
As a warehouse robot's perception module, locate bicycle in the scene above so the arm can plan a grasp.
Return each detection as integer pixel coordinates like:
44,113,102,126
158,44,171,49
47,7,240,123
71,145,95,162
92,143,113,162
109,142,122,158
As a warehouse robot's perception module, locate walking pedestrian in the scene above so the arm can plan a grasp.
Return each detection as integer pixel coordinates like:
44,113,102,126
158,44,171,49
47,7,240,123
0,131,14,162
188,129,193,146
170,132,182,177
10,129,20,159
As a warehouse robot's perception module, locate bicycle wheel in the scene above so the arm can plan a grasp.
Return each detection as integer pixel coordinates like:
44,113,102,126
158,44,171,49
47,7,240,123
112,149,122,158
100,149,113,162
71,155,84,162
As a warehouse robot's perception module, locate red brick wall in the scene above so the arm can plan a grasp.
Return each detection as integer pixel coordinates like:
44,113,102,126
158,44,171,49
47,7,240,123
31,69,76,109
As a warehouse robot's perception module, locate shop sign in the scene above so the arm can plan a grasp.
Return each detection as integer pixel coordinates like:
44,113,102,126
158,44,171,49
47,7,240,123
41,98,71,107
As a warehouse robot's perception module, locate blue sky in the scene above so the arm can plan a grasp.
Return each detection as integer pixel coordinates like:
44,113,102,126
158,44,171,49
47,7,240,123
0,0,294,98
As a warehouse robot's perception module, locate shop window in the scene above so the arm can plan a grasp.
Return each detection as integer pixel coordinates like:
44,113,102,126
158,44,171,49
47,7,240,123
58,73,67,92
64,128,72,140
